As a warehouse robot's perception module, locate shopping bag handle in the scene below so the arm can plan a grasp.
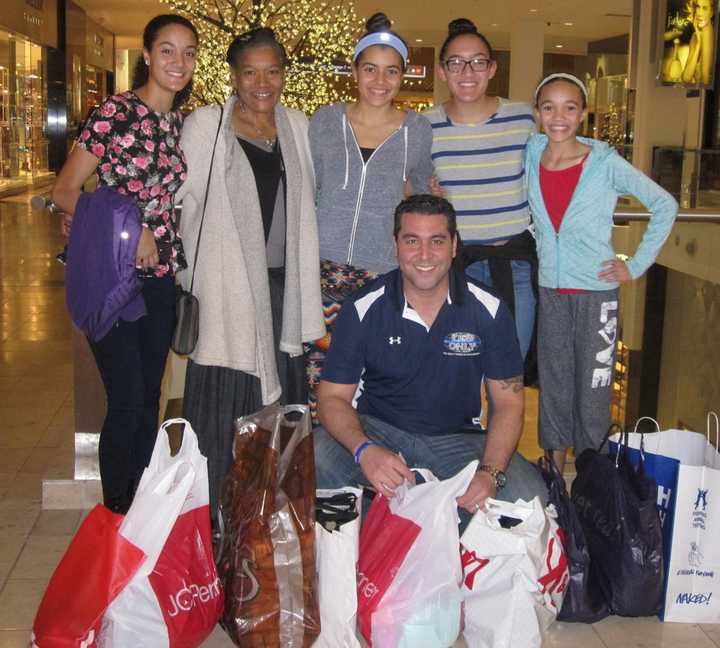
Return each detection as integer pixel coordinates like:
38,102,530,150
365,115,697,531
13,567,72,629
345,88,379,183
483,497,536,523
632,416,660,436
538,454,567,494
158,417,200,458
707,412,719,449
145,418,200,475
622,416,659,465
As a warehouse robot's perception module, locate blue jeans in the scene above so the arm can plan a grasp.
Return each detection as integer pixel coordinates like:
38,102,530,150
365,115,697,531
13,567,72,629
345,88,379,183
464,259,536,360
314,415,547,531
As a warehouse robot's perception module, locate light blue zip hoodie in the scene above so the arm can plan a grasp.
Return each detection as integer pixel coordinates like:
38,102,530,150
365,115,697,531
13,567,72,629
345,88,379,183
525,134,677,291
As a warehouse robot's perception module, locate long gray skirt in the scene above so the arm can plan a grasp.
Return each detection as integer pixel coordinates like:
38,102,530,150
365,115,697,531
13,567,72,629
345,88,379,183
182,267,306,519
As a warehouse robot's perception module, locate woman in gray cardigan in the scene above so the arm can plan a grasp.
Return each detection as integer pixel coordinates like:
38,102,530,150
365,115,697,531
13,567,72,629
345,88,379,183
176,28,324,518
306,13,434,420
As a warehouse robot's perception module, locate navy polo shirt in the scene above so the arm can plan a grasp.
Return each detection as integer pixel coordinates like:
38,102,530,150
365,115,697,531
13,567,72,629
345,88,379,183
322,268,523,436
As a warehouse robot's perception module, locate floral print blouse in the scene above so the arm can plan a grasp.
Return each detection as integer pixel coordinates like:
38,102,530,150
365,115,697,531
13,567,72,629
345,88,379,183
76,90,187,277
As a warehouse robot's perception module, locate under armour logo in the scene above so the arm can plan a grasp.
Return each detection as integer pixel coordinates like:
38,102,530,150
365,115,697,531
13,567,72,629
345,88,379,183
388,336,402,345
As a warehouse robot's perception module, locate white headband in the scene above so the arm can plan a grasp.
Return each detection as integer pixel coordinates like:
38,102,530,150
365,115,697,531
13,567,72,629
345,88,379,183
353,32,408,63
534,73,589,103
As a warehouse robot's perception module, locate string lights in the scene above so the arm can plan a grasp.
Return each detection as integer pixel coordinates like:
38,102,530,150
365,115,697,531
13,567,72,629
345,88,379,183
162,0,363,114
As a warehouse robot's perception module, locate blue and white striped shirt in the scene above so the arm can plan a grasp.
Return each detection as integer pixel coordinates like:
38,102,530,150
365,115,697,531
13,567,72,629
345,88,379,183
424,100,536,244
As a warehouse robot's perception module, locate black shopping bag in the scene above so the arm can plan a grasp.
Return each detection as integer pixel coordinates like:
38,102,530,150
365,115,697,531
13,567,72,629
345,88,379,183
538,457,609,623
570,427,664,617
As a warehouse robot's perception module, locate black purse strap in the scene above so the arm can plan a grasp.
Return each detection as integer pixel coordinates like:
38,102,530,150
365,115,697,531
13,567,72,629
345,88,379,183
189,105,224,294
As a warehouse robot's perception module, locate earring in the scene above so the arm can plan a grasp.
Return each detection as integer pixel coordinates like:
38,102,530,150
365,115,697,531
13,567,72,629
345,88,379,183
144,59,149,66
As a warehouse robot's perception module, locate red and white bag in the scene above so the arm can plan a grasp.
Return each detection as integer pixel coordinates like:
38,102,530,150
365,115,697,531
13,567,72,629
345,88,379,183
358,462,477,648
32,418,213,648
32,504,146,648
460,497,568,648
98,418,223,647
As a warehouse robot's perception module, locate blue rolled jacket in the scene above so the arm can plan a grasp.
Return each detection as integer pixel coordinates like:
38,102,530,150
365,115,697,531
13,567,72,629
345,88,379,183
525,134,678,291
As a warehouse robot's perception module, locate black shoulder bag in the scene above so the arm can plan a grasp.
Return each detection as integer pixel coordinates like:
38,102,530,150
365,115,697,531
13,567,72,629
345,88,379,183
172,106,224,355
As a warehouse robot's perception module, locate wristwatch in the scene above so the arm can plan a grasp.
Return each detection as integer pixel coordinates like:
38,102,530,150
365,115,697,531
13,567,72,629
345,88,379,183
478,464,507,490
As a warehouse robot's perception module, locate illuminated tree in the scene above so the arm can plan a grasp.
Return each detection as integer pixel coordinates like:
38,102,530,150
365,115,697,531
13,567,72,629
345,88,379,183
162,0,362,113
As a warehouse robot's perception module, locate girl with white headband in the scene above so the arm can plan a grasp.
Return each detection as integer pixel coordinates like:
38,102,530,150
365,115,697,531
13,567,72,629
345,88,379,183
426,19,538,366
306,12,433,421
526,73,677,472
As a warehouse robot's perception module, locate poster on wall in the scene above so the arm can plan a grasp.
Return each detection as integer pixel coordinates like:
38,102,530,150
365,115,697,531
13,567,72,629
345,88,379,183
660,0,719,86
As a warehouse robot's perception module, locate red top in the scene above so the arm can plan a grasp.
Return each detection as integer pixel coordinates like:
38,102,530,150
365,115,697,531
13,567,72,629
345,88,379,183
540,156,588,293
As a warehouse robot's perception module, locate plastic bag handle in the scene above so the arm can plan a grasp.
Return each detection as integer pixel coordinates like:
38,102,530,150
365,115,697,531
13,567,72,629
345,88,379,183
274,405,311,482
707,411,719,448
148,417,200,472
483,497,534,522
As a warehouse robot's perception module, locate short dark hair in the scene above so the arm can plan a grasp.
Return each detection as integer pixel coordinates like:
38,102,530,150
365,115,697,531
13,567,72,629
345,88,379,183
227,27,288,68
131,14,198,111
439,18,493,62
393,194,457,239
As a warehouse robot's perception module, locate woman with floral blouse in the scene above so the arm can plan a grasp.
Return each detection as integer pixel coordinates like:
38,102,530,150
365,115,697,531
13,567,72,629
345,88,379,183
52,14,198,513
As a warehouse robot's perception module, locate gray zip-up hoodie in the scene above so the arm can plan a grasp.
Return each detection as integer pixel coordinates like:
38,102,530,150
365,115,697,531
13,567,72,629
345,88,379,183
309,102,434,274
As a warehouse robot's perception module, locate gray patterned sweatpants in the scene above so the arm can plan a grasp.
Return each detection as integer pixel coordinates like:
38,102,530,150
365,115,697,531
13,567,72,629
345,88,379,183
537,287,620,454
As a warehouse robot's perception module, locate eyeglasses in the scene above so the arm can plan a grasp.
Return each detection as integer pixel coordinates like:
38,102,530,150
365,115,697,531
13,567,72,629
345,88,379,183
443,57,493,74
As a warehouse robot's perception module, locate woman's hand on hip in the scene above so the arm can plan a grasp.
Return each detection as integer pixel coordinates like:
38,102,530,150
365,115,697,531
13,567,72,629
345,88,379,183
598,258,631,283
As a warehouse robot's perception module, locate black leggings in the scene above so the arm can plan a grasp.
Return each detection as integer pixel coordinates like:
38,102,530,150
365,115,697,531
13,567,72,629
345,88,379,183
90,275,176,512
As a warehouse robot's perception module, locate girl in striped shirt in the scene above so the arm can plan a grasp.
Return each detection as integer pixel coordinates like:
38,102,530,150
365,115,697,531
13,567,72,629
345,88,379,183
426,18,537,364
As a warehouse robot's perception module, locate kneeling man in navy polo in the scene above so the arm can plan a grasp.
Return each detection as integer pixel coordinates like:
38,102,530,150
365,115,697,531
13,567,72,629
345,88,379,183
314,194,546,527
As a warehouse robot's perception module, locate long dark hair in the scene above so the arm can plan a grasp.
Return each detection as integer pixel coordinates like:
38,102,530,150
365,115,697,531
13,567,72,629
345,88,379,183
439,18,494,62
131,14,199,111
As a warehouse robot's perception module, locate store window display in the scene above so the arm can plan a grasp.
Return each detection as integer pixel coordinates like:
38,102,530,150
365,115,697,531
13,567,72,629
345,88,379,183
0,29,49,187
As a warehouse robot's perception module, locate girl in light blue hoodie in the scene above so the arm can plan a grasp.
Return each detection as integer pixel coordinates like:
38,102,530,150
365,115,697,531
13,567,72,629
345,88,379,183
525,73,677,472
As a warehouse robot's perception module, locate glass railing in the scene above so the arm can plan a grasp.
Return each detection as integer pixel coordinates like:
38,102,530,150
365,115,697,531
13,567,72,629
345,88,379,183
608,204,719,434
652,146,720,209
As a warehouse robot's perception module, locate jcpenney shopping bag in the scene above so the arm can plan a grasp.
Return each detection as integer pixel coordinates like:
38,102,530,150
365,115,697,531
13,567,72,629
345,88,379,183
661,413,720,623
314,488,363,648
98,419,223,647
32,505,146,648
217,404,320,647
358,462,477,648
460,497,569,648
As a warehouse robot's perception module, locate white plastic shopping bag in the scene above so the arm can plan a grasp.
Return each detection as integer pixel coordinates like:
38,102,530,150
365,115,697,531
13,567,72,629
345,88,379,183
359,461,478,648
98,419,223,647
314,487,363,648
460,497,568,648
662,413,720,623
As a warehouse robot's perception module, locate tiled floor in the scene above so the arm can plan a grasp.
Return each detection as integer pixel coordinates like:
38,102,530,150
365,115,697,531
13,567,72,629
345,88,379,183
0,188,717,647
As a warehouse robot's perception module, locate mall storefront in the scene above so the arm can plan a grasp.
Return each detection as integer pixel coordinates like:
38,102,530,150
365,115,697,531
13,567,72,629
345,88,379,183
0,1,57,195
0,0,114,197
